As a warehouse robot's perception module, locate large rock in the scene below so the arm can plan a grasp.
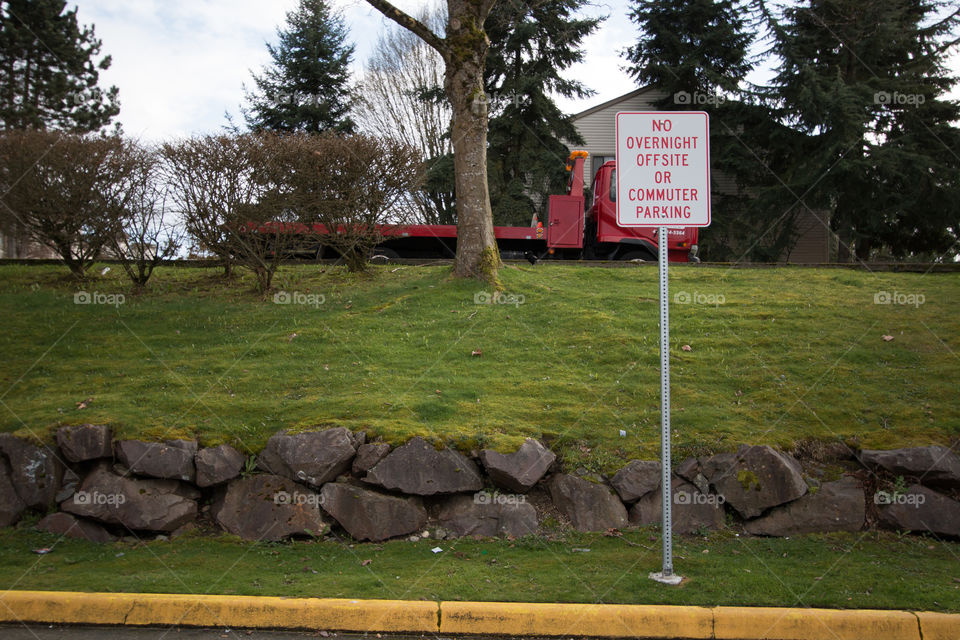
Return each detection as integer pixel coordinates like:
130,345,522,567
320,482,426,542
0,434,63,510
257,428,357,487
56,468,80,504
195,444,245,488
212,474,330,541
629,477,725,534
479,439,556,493
352,443,391,475
437,493,538,538
365,437,483,495
55,424,113,463
61,467,197,532
0,462,26,527
547,473,627,532
877,484,960,537
611,460,661,503
745,476,865,536
115,440,196,483
676,457,710,494
701,445,807,518
37,512,115,543
860,447,960,490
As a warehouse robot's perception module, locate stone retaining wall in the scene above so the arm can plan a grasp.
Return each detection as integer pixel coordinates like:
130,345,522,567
1,426,958,543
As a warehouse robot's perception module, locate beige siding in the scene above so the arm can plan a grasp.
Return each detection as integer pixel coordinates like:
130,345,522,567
570,87,667,180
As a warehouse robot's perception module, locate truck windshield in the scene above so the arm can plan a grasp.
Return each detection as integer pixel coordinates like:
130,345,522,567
609,168,616,202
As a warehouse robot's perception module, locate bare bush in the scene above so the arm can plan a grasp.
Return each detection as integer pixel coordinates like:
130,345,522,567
109,145,184,289
161,135,244,277
162,133,309,292
161,132,423,288
0,129,139,278
283,133,424,272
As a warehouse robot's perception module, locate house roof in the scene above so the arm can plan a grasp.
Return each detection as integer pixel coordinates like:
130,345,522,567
571,85,658,121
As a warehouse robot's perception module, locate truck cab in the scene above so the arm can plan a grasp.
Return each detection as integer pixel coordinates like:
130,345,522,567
585,159,698,262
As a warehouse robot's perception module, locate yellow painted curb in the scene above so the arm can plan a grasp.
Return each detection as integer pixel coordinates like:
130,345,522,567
440,601,714,638
0,591,439,633
713,606,920,640
0,590,953,640
916,611,960,640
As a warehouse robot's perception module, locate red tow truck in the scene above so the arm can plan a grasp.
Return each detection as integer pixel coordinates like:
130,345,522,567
366,151,698,263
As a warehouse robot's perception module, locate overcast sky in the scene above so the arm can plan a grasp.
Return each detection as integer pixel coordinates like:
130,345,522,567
73,0,959,142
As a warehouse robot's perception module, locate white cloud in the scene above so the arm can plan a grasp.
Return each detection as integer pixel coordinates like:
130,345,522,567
76,0,297,139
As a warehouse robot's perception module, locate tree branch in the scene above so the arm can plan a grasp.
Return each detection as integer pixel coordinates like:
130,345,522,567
363,0,446,56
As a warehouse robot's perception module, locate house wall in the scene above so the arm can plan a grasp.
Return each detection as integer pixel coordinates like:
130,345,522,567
572,87,666,182
786,209,831,263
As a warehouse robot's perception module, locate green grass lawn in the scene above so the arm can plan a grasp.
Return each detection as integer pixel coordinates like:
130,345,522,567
0,262,957,469
0,519,957,611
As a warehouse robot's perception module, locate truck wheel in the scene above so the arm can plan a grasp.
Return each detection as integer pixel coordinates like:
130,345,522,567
619,250,654,262
369,247,400,264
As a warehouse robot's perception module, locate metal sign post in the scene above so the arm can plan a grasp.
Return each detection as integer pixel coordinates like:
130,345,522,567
614,111,711,585
650,226,681,584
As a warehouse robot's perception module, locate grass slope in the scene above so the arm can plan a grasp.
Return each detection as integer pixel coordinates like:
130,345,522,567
0,263,957,469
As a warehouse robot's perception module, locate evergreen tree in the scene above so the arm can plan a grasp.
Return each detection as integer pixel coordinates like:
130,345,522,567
763,0,960,261
624,0,782,261
624,0,752,108
243,0,354,133
483,0,601,226
0,0,119,132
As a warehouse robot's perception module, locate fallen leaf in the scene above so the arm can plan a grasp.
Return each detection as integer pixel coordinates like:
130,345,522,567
681,344,692,351
471,348,482,357
344,303,352,310
360,559,372,566
75,397,92,410
882,335,894,342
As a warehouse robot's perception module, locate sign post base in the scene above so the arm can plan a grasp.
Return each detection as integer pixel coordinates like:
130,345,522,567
648,571,683,585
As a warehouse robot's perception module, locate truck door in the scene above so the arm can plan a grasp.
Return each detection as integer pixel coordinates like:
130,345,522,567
547,194,584,248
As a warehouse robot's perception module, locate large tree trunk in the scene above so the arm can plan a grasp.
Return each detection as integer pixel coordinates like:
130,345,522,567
445,0,500,280
362,0,501,283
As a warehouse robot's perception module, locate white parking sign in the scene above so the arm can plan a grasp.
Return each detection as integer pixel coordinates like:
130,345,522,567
615,111,711,228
